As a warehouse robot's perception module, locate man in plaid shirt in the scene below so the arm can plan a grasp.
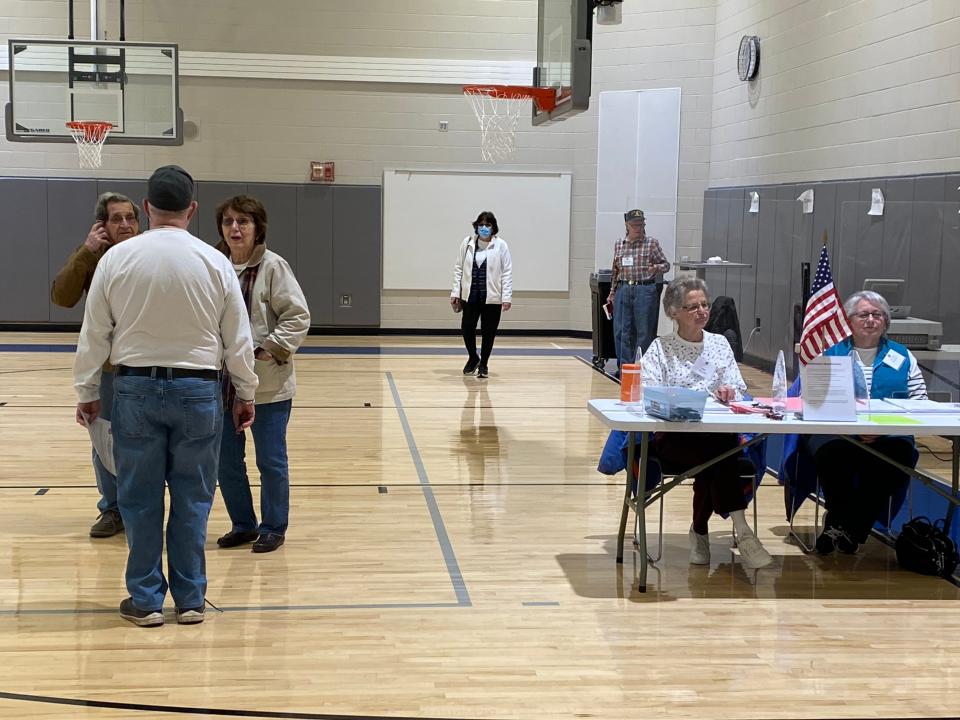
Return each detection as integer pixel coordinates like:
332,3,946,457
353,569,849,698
607,209,671,368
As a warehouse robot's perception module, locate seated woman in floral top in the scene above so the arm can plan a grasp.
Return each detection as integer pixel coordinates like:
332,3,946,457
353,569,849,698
642,277,774,570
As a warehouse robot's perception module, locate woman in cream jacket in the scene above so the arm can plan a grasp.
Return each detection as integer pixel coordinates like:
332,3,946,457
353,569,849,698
450,210,513,379
214,195,310,553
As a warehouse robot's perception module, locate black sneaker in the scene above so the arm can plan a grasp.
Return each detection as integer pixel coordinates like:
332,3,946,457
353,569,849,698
217,529,259,548
175,606,205,625
815,515,859,555
90,509,124,538
119,597,163,627
477,365,489,379
834,529,859,554
463,356,480,375
252,532,285,553
815,527,838,555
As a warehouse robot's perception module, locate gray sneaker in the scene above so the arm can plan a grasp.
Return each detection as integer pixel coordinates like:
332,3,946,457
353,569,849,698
176,606,205,625
90,509,124,538
119,597,163,627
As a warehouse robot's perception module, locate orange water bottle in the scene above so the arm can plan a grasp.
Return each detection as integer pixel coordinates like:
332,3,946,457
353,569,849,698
620,363,642,405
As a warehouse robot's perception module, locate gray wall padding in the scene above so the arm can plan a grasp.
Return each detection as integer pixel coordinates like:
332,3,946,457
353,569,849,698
1,177,381,327
702,173,960,366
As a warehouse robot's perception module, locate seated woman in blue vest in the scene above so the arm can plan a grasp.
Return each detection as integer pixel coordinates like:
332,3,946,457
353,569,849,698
808,290,927,554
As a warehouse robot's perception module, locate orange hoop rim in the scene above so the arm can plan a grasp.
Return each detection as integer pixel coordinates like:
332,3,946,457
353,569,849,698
66,121,114,130
66,120,114,141
463,85,558,113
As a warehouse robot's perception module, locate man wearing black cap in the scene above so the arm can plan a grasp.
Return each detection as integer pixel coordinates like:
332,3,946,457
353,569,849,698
607,209,671,369
74,165,259,627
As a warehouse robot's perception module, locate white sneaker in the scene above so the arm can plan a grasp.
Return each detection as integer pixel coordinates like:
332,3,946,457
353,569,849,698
689,525,710,565
737,533,774,569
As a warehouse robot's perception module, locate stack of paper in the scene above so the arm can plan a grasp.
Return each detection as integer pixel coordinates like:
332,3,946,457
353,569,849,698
883,399,960,413
858,399,909,413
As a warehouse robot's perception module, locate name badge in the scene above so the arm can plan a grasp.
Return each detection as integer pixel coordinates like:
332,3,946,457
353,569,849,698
882,349,905,371
622,256,635,267
691,355,714,379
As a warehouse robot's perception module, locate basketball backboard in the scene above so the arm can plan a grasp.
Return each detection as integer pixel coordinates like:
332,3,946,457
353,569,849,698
533,0,593,125
6,39,182,145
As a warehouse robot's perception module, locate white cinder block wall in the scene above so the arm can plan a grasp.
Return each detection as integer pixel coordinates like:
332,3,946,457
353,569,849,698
710,0,960,186
3,0,960,331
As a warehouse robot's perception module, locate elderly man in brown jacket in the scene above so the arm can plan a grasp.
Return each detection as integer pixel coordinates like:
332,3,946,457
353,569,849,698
52,192,140,538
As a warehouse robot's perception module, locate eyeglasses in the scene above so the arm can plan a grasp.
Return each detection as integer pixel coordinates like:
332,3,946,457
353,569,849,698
476,222,492,228
681,302,711,312
107,214,137,225
221,217,253,228
852,311,884,321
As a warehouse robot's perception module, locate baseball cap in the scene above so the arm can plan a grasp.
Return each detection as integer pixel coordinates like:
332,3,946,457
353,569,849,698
147,165,195,212
624,209,645,222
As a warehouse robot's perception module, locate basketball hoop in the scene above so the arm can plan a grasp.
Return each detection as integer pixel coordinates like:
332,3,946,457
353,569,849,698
463,85,557,163
66,121,114,169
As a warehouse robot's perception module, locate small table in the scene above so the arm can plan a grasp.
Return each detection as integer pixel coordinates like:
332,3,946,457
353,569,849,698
587,398,960,591
677,261,751,280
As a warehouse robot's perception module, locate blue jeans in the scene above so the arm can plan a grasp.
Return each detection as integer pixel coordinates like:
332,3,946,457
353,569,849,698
113,374,222,611
93,370,118,513
614,282,659,367
218,399,292,536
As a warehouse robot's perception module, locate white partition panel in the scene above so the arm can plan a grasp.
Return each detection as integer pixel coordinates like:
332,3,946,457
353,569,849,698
383,169,572,291
595,88,681,273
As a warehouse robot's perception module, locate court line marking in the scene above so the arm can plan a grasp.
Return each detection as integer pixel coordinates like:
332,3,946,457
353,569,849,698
386,371,471,607
0,602,464,617
0,481,621,491
0,690,466,719
0,343,590,359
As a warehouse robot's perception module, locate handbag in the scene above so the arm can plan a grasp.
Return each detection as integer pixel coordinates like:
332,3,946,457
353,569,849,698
452,238,471,313
894,516,958,578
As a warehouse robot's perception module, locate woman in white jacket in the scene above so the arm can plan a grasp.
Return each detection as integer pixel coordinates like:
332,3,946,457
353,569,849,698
214,195,310,553
450,211,513,379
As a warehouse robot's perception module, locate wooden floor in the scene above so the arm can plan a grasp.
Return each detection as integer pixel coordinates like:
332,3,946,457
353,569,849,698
0,331,959,720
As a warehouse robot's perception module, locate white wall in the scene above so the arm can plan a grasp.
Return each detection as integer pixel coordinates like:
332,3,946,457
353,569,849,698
709,0,960,186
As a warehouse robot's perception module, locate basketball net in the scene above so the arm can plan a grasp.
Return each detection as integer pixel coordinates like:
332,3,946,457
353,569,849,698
463,87,527,164
66,121,113,169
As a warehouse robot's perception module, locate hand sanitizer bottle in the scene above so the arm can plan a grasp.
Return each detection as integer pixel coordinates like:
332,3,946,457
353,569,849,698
772,350,787,413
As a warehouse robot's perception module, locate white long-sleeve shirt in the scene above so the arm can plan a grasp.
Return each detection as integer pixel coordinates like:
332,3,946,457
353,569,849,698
854,345,927,399
74,226,258,403
642,331,747,400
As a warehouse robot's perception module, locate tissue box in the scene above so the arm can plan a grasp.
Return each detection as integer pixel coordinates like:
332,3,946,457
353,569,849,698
643,386,709,422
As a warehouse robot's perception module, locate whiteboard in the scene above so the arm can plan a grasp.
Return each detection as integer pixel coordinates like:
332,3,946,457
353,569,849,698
382,169,572,291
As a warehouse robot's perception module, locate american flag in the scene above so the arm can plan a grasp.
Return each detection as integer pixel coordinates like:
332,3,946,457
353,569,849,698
799,243,851,365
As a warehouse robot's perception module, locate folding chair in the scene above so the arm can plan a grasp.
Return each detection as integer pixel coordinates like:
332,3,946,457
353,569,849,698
633,449,764,562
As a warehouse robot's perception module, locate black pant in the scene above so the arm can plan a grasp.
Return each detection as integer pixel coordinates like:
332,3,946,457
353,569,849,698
461,301,502,366
812,437,913,543
652,432,749,535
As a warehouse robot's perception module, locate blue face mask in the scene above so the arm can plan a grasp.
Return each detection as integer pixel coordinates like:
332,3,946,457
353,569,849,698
477,225,493,238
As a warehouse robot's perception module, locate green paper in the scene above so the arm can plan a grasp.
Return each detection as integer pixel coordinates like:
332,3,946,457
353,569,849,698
865,414,923,425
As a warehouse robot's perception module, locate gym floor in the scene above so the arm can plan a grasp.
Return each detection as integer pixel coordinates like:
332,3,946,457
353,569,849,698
0,332,958,720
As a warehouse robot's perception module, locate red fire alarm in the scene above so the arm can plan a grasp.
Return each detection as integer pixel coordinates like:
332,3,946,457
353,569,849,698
310,161,335,182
